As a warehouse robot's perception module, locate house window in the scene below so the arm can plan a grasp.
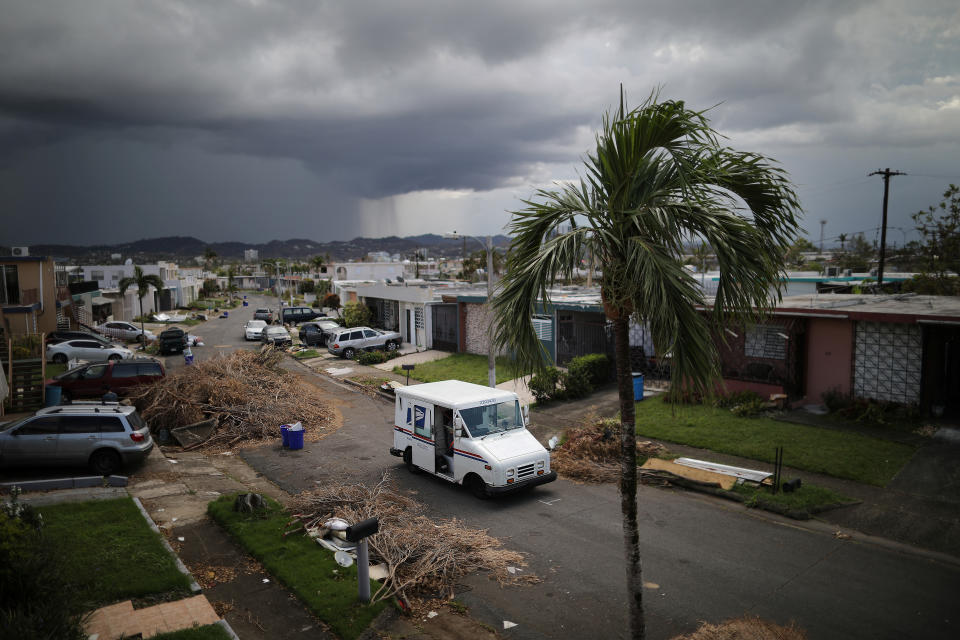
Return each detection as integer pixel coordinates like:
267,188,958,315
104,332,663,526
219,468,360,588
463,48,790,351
0,265,19,304
415,307,424,330
744,325,787,360
91,270,105,281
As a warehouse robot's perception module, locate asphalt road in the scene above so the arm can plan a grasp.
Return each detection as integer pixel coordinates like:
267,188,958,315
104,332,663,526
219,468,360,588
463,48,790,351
241,371,960,640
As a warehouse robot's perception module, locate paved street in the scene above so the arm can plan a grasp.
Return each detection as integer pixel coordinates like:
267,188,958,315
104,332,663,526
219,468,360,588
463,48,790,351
242,368,960,640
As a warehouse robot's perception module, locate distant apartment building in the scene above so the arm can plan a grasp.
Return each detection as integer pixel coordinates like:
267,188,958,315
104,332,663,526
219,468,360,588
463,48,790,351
244,249,259,262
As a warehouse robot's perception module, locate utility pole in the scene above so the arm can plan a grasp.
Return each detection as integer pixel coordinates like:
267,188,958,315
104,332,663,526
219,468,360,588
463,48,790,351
869,168,906,290
819,219,826,255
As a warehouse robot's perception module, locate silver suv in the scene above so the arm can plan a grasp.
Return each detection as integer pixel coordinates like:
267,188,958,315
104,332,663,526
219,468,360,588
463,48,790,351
0,403,153,475
327,326,401,358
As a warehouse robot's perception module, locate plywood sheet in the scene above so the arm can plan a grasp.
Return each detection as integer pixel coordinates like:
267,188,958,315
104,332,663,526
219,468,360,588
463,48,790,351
641,458,737,490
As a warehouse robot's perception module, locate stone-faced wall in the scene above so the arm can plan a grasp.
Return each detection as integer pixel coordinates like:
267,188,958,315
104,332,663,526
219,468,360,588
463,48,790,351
462,302,506,356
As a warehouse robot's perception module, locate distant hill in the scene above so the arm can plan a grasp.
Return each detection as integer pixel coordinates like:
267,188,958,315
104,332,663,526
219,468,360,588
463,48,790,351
19,234,512,264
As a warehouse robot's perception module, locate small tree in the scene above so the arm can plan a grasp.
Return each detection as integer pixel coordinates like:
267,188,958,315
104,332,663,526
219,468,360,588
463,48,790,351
912,184,960,280
323,293,341,312
342,301,372,328
118,266,165,343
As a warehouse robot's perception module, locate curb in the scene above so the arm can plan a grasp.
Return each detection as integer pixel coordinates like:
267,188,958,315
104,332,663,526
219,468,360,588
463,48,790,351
216,618,242,640
131,496,202,593
1,475,128,492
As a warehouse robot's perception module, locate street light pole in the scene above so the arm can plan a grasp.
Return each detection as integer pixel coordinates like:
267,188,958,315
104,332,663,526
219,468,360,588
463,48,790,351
446,231,497,388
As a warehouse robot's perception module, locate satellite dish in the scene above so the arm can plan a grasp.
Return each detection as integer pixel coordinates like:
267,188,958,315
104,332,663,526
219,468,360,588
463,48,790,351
334,551,354,567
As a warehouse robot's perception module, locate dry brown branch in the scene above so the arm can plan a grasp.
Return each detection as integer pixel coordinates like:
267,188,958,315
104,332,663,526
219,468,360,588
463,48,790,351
552,417,665,483
289,472,536,608
668,615,807,640
131,348,334,450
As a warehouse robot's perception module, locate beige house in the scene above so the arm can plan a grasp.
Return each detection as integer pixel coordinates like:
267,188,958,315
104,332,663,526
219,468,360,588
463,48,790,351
0,255,58,336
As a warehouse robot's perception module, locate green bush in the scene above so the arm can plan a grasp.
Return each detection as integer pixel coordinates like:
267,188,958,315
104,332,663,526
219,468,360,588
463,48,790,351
357,350,393,365
559,367,592,399
342,301,371,328
821,388,851,413
529,367,561,403
567,353,613,387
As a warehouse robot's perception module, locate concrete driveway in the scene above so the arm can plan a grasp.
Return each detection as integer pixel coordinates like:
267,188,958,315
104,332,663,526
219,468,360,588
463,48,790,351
241,367,960,640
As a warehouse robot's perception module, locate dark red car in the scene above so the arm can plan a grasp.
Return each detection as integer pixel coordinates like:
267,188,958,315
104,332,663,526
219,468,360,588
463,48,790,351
46,357,165,402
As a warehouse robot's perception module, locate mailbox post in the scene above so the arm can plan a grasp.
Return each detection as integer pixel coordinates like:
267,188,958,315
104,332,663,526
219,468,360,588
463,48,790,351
345,517,380,603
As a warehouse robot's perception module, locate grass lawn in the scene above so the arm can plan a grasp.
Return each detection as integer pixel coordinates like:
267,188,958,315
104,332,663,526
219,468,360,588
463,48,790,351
393,353,523,386
208,495,388,640
635,398,916,486
37,497,192,609
730,483,856,518
151,624,232,640
294,349,321,359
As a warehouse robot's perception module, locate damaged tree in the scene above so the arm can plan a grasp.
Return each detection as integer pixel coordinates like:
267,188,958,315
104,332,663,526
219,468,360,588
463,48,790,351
132,348,333,449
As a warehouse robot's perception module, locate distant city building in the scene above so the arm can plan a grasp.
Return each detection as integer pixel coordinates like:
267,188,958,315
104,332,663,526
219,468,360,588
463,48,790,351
244,249,259,262
366,251,391,262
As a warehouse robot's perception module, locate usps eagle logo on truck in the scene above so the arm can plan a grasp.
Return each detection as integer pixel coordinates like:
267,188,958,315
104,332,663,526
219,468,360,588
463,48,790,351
414,405,426,428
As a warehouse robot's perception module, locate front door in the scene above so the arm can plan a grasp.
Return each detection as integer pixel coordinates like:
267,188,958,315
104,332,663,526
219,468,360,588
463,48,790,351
406,309,412,344
411,403,434,472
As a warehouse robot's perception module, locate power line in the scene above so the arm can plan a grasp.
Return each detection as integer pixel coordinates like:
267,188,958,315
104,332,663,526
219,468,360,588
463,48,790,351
869,168,906,288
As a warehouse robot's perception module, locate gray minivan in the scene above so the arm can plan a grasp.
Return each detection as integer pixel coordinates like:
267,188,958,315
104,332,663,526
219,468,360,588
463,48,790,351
0,404,154,475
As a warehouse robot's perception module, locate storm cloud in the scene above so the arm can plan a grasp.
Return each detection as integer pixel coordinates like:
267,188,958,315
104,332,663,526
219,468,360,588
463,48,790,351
1,0,958,246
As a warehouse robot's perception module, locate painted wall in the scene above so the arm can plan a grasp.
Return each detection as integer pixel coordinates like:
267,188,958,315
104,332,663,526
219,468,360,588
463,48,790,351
0,258,58,335
804,317,853,404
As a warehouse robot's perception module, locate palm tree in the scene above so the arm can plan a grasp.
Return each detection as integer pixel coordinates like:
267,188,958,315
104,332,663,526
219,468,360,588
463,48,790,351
118,266,165,345
838,232,848,252
493,90,800,639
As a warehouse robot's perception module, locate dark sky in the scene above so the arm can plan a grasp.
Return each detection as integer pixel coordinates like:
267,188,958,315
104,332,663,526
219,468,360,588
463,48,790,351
1,0,958,248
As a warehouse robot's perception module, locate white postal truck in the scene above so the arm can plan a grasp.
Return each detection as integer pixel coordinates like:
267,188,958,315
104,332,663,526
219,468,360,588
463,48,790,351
389,380,557,497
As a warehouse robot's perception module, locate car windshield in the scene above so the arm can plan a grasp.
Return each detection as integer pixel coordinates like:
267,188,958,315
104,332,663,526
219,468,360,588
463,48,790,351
248,321,266,328
458,400,522,437
54,365,87,380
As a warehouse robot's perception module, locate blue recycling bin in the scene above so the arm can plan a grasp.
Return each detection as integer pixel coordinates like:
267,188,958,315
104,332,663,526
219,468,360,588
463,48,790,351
280,424,290,447
287,428,304,450
242,301,249,307
632,373,644,401
44,384,62,406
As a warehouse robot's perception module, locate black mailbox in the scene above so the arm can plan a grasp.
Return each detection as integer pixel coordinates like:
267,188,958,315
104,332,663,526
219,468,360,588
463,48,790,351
401,364,415,371
345,517,380,542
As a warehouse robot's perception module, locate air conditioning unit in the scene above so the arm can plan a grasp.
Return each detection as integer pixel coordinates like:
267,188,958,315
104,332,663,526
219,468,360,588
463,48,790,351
825,266,839,277
11,246,29,257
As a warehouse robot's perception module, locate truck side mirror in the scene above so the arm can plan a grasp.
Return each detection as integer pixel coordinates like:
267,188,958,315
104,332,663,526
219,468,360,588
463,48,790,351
522,404,530,424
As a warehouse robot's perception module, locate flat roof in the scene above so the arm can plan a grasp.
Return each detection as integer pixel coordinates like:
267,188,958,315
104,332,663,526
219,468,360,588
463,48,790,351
774,293,960,322
396,380,518,409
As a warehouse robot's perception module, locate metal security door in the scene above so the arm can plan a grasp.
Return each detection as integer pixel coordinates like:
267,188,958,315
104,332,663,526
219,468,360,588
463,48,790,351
432,304,458,352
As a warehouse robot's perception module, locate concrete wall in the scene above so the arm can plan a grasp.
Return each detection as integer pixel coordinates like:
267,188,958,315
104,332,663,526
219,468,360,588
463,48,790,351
803,317,853,404
0,258,58,335
462,302,506,356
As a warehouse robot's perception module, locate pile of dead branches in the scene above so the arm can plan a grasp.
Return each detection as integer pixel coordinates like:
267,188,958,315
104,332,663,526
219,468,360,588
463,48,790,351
132,348,333,449
552,417,665,483
669,616,807,640
288,473,534,607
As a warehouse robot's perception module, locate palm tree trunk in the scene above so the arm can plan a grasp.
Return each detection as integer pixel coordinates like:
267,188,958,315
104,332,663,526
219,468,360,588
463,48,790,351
139,294,145,346
614,314,644,639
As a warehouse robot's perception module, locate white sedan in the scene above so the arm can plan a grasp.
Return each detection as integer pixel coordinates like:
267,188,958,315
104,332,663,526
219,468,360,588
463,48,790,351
243,319,268,341
47,339,133,364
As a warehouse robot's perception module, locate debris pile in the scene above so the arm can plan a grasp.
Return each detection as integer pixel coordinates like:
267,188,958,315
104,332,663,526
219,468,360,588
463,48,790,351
551,417,665,483
132,348,333,449
668,615,807,640
288,473,535,606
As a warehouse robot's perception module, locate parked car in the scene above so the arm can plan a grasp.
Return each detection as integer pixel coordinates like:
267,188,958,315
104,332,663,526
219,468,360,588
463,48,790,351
253,308,273,322
281,306,325,325
158,326,188,355
261,326,292,348
327,327,401,358
46,330,117,347
0,403,153,475
243,319,268,341
298,320,341,347
97,321,156,343
46,358,165,403
47,339,133,364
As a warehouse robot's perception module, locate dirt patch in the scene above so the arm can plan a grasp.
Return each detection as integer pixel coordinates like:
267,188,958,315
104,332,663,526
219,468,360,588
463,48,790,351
669,615,807,640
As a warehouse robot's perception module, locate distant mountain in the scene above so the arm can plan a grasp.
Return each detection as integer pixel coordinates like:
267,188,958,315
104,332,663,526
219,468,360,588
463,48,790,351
22,234,512,264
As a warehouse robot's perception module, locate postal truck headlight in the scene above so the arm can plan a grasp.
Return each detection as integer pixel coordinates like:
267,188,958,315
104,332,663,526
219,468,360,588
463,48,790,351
537,460,545,469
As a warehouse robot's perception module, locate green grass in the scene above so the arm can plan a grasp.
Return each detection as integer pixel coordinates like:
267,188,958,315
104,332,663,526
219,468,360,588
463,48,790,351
151,624,232,640
294,349,321,359
349,375,391,389
46,363,68,378
731,483,855,516
37,498,192,609
393,353,523,385
635,398,916,486
208,495,387,640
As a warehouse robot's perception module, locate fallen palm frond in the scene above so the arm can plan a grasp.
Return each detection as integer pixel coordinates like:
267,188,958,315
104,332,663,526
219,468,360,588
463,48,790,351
289,472,536,607
131,348,333,449
669,615,807,640
552,417,665,483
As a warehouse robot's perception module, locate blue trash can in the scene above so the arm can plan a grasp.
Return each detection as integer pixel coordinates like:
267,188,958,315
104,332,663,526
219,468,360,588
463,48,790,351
242,301,249,307
280,424,290,447
287,428,304,450
632,373,644,402
44,384,62,407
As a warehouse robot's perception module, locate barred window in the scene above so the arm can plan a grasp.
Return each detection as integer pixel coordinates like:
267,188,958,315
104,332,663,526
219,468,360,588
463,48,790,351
0,265,19,304
744,325,787,360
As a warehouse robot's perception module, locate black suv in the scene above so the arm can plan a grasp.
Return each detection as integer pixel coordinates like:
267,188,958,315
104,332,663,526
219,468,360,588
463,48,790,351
299,320,341,347
281,306,325,325
158,327,188,355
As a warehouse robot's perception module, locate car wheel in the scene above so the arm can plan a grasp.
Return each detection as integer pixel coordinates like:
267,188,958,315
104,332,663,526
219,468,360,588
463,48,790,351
386,340,399,352
344,347,355,359
108,354,122,362
467,475,489,500
89,449,121,475
52,353,68,364
403,447,419,474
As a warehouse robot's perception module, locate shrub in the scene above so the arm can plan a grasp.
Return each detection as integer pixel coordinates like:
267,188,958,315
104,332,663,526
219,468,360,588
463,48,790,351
821,388,851,413
559,367,592,399
730,396,767,417
357,350,394,365
322,293,341,310
567,353,613,387
714,390,764,409
528,367,561,403
342,301,372,328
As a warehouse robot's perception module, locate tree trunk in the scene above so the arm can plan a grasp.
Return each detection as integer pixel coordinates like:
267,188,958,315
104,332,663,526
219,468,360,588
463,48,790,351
138,294,145,345
614,314,644,639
